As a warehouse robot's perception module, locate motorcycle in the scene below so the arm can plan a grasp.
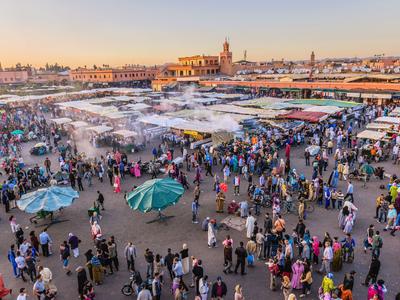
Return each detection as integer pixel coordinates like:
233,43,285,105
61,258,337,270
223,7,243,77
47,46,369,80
121,271,143,296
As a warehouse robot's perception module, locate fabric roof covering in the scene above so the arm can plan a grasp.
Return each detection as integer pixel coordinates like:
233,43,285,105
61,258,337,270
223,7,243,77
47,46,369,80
288,99,360,108
112,129,138,138
278,111,328,123
389,107,400,117
87,125,113,134
50,117,72,125
68,121,89,128
375,116,400,124
357,130,386,140
124,103,151,110
304,105,344,115
366,123,393,131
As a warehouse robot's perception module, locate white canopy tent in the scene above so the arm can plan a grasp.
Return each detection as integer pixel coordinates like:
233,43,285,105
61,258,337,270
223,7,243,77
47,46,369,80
50,117,72,125
68,121,89,128
304,106,344,115
357,130,386,140
112,129,138,138
366,123,393,131
86,125,113,135
375,116,400,125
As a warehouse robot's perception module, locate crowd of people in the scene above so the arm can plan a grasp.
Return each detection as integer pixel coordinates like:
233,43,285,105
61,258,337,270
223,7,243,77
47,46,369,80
0,103,400,300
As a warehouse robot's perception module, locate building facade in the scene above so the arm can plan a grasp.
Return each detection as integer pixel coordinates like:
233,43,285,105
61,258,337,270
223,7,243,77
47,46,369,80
152,40,235,91
70,67,158,83
0,70,29,84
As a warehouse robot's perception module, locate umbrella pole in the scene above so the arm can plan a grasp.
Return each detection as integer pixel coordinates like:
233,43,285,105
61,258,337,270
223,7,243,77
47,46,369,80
146,211,174,224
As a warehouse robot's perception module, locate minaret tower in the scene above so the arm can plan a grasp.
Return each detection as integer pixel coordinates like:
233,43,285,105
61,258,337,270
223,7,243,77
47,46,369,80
219,38,233,76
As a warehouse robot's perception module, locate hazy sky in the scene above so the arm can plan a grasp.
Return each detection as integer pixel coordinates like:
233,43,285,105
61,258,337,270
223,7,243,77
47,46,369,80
1,0,399,68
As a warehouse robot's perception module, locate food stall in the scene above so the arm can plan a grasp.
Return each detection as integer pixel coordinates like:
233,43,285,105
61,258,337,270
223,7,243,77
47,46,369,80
86,125,114,148
112,129,138,152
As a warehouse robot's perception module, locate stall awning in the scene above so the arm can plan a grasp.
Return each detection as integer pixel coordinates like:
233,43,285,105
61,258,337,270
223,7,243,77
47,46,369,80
69,121,89,128
278,111,328,123
50,117,72,125
375,116,400,125
112,129,138,138
357,130,386,140
366,122,393,131
87,125,113,134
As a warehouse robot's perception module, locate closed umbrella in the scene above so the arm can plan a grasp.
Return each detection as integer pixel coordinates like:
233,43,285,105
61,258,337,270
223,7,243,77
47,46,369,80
126,178,184,223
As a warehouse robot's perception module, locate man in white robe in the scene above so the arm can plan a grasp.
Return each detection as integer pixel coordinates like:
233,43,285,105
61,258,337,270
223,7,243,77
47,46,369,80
245,212,256,239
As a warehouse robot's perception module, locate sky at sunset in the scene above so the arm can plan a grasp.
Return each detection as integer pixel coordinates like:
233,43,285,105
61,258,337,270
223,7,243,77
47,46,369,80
1,0,399,68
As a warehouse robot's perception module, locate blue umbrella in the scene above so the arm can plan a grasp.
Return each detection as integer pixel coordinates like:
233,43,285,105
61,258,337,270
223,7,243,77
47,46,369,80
17,186,79,213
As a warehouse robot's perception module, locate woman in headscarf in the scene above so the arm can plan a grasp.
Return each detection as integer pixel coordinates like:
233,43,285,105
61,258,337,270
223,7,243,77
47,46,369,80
90,221,102,240
134,161,141,178
291,260,304,290
331,237,343,272
113,174,121,193
312,236,320,265
343,213,354,234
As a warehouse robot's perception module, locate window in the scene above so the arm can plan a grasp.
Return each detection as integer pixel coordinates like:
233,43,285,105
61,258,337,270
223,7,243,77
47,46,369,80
94,75,97,78
115,75,117,78
104,75,106,78
205,60,208,64
90,75,92,78
188,71,191,76
125,74,127,77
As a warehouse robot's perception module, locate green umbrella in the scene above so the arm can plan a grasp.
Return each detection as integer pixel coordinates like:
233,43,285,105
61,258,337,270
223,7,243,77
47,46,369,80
127,178,184,222
361,163,374,175
11,129,24,135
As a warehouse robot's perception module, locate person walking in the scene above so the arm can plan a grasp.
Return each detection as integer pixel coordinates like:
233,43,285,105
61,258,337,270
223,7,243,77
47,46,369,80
363,256,380,286
96,191,105,210
77,174,84,191
371,231,383,258
15,251,27,282
211,276,227,300
108,240,119,272
77,266,88,300
319,241,333,274
7,244,18,277
152,272,162,300
164,248,175,280
234,242,247,275
124,242,137,272
60,241,72,275
68,233,80,258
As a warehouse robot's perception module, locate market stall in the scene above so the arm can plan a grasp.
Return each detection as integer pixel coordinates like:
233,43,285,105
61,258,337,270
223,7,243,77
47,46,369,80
112,129,139,152
86,125,114,148
374,116,400,125
278,111,328,123
50,117,72,125
357,130,386,141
